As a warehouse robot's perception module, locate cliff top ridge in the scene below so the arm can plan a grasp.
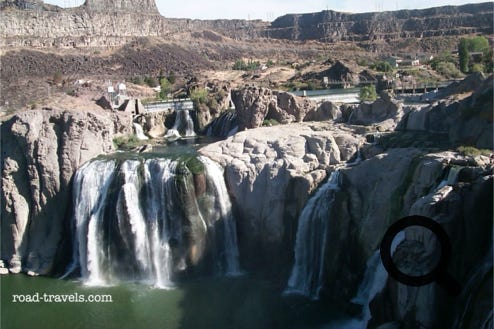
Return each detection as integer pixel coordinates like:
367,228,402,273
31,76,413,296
0,0,160,13
83,0,159,13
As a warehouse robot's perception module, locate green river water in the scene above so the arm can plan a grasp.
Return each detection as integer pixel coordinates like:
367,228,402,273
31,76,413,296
1,275,340,329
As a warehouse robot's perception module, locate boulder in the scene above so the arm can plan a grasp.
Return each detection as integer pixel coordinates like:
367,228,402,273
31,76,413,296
231,87,275,130
267,91,316,124
304,101,342,122
349,91,404,129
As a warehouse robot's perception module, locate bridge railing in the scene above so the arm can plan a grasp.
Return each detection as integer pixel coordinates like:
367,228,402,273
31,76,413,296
143,99,194,113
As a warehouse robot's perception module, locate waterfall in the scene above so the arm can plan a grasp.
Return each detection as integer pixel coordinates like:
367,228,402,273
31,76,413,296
133,122,149,140
206,111,238,138
435,166,461,190
284,170,340,299
66,156,240,287
324,232,405,329
166,109,196,138
63,160,117,284
200,156,241,276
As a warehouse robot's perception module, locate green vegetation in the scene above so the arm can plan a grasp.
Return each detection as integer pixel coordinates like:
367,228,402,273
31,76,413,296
371,61,393,73
262,119,280,126
458,36,493,73
190,88,209,106
233,59,261,71
52,71,63,85
144,76,159,88
159,77,171,100
457,146,492,157
359,85,377,102
431,61,464,79
184,156,205,175
113,134,142,150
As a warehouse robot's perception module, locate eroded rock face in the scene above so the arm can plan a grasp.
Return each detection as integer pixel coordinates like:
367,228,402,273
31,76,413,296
322,149,493,327
348,91,405,130
265,3,493,44
305,101,342,122
232,87,319,130
1,108,131,275
399,75,493,149
199,122,364,272
231,87,275,130
267,91,316,124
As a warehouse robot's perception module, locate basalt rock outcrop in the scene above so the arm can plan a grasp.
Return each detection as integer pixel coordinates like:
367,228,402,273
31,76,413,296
199,122,364,272
399,74,493,149
265,3,493,44
231,86,318,130
348,91,405,131
1,108,131,275
336,150,493,328
0,0,266,48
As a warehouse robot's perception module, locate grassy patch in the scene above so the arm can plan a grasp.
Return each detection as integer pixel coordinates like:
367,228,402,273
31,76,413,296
457,146,492,157
262,119,280,126
113,134,143,150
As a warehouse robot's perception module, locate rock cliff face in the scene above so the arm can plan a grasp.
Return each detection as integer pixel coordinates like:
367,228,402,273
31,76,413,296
399,74,493,149
265,3,493,43
1,108,131,275
1,1,491,49
199,122,364,272
84,0,158,13
0,1,266,48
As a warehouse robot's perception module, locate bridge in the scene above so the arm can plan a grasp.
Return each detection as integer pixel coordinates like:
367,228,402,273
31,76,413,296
143,99,194,114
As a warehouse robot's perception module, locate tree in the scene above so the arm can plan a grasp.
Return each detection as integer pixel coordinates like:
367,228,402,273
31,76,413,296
459,38,470,73
159,78,171,100
372,61,393,73
168,71,176,84
190,88,208,107
359,85,377,102
458,36,491,73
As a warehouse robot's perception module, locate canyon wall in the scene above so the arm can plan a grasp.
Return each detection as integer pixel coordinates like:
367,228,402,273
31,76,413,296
265,3,494,43
1,108,131,275
1,1,491,48
0,0,266,48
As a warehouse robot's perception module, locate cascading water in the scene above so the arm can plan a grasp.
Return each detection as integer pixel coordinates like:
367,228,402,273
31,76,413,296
284,170,340,299
324,232,406,329
133,122,149,140
435,166,461,191
64,155,240,287
166,109,196,138
206,111,238,138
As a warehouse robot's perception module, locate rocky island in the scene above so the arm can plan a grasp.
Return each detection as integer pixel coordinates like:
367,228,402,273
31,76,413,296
1,1,492,329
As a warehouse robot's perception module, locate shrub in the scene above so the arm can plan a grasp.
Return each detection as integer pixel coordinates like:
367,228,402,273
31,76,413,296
371,61,393,73
233,59,260,71
457,146,492,157
159,77,171,100
359,85,377,102
113,134,141,150
144,76,159,88
458,36,491,73
262,119,280,126
433,61,464,79
190,88,208,106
